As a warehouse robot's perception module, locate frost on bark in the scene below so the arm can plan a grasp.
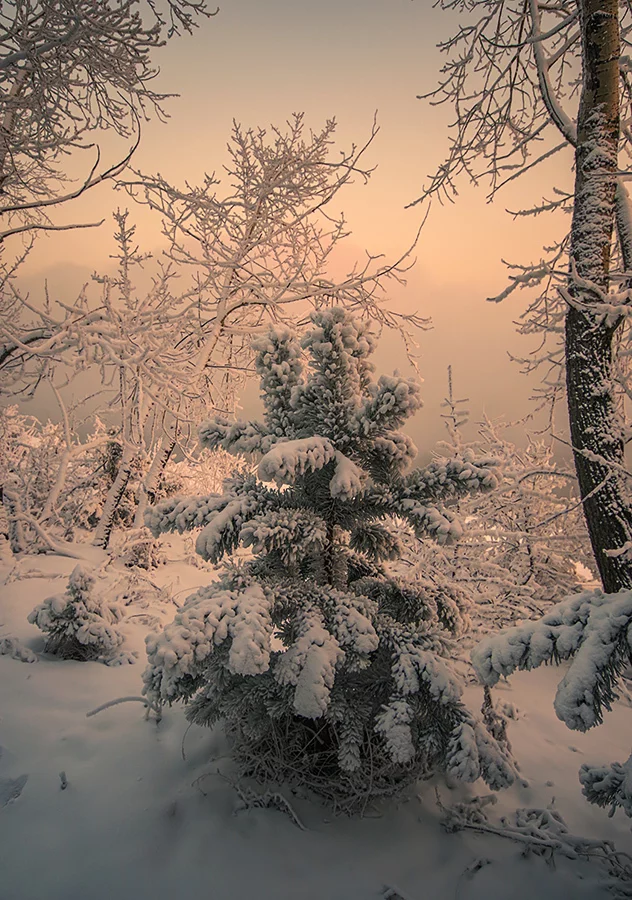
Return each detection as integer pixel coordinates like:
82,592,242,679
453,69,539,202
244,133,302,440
2,480,25,554
133,432,177,529
92,449,137,550
565,0,632,592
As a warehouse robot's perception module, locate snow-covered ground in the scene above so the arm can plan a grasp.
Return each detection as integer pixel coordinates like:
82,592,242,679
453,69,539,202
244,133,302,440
1,539,630,900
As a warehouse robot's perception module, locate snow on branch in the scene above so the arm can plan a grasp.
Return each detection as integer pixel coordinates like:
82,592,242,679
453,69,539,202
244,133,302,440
353,375,423,437
194,480,274,563
403,453,500,501
579,753,632,819
329,451,367,500
144,581,274,702
258,437,337,485
145,493,229,537
472,589,632,730
240,509,328,563
198,417,275,456
274,604,345,719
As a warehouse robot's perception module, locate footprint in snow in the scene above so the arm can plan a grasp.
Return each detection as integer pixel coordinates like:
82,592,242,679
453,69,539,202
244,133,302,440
0,774,28,807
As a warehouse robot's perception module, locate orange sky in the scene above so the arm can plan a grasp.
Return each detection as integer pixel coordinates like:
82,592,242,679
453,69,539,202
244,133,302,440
17,0,577,454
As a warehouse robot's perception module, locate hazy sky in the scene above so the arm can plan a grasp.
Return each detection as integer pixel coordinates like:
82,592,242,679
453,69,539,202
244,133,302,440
18,0,575,454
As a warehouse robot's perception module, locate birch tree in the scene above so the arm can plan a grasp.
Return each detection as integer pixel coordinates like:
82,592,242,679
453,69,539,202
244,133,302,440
417,0,632,592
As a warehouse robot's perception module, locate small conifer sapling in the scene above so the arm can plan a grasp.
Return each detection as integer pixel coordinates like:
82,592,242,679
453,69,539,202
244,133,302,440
29,565,126,663
144,309,514,810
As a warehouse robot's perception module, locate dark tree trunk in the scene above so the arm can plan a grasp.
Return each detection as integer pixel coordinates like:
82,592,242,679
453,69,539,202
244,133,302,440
133,433,177,528
324,520,348,589
92,449,136,549
566,0,632,591
2,482,26,554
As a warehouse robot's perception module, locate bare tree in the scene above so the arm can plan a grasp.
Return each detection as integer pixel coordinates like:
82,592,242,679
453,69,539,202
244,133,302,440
416,0,632,591
2,115,428,549
120,115,426,359
0,0,215,244
0,0,219,554
0,208,205,549
0,400,112,556
0,0,216,398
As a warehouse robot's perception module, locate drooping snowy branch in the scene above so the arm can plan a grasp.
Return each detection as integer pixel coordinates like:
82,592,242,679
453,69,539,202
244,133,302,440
472,588,632,731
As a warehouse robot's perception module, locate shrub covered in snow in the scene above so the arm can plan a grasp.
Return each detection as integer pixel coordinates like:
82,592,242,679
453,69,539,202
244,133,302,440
28,565,126,662
0,635,38,663
402,390,594,643
0,407,114,540
163,448,250,499
115,527,167,570
472,588,632,819
144,309,514,810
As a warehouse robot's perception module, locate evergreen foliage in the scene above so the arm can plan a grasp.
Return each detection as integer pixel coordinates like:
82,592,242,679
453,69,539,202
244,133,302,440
472,588,632,819
144,309,513,810
28,565,126,662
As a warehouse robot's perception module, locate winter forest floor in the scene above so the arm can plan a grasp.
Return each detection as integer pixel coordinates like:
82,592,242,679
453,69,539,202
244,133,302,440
1,537,631,900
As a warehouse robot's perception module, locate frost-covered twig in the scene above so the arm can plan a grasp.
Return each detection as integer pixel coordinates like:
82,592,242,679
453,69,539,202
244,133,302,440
436,792,632,894
221,775,307,831
86,695,162,720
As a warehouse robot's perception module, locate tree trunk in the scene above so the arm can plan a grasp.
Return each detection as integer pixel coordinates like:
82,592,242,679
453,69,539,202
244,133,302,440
565,0,632,591
2,482,25,554
133,433,177,529
324,520,348,589
92,449,136,549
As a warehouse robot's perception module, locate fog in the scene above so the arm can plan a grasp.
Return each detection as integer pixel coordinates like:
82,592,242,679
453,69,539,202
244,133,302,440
8,0,575,458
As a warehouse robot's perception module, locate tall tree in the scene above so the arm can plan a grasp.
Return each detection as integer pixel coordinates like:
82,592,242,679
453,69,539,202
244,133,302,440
565,0,627,592
417,0,632,591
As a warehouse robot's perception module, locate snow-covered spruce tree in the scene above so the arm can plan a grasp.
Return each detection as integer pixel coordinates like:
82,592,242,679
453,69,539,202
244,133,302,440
28,565,126,663
143,309,514,810
472,589,632,821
